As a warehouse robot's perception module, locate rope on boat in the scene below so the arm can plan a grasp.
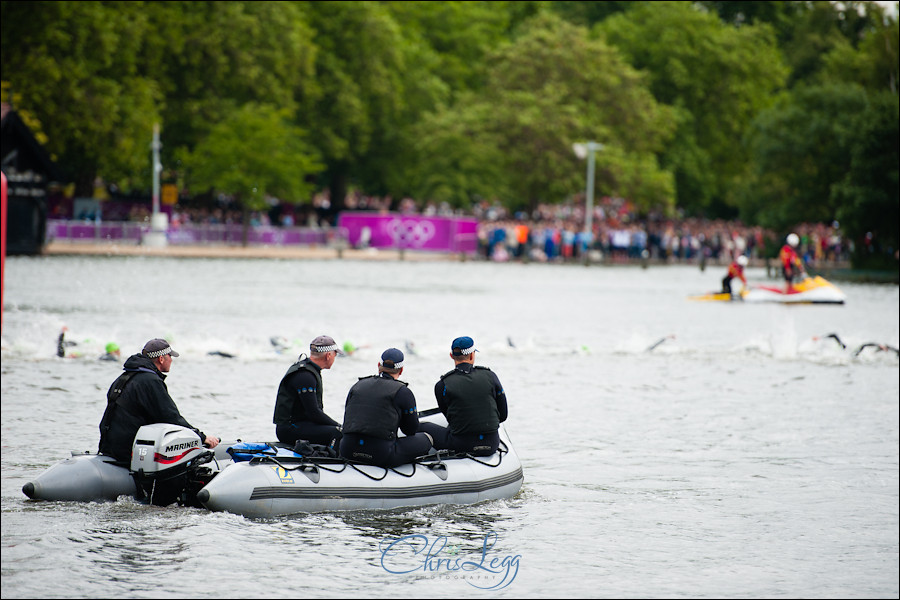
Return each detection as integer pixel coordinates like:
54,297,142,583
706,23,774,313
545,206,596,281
246,438,510,480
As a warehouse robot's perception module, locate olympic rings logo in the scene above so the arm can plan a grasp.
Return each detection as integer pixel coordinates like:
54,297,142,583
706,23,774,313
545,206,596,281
385,218,436,248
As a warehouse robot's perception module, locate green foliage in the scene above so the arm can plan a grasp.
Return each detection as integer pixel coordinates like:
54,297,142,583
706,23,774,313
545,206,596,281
833,91,900,264
383,1,511,95
600,1,788,216
739,84,869,229
143,1,316,164
739,82,900,267
401,97,511,208
820,11,899,93
545,0,636,28
0,0,895,256
1,0,161,192
405,13,675,213
179,103,322,211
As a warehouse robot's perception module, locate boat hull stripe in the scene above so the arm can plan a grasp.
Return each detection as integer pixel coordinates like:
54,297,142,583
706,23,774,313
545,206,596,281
248,467,524,500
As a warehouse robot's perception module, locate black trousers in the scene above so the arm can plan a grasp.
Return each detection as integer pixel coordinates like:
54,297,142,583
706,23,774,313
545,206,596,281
276,422,342,448
339,432,432,467
722,276,734,294
418,422,500,456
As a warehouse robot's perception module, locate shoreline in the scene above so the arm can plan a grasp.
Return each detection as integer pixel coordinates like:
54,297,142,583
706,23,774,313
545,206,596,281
33,241,895,282
39,241,454,261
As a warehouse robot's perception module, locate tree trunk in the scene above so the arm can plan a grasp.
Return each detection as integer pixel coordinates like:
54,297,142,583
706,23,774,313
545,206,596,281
74,173,95,198
328,167,348,226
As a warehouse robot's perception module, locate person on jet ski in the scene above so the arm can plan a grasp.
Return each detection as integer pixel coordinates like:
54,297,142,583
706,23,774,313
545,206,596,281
721,255,749,296
779,233,805,293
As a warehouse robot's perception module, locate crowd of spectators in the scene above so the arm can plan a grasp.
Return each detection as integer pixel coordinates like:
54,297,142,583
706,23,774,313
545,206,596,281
472,197,853,266
50,186,855,266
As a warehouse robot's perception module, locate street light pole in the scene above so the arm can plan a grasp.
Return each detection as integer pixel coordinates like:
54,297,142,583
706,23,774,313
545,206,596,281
143,123,169,247
573,141,603,261
151,123,161,217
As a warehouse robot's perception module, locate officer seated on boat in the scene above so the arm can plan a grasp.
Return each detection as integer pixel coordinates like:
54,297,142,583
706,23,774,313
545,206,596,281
273,335,344,448
418,336,509,456
98,338,220,462
339,348,433,467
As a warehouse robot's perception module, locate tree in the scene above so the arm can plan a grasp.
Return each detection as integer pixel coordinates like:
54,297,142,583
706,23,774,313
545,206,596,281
298,1,419,218
819,6,899,94
142,1,316,168
738,83,870,228
1,1,161,194
383,1,513,96
833,91,899,267
179,103,323,244
599,1,788,216
404,13,675,214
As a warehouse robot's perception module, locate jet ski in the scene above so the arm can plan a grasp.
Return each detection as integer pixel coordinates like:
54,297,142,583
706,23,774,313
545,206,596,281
689,275,846,304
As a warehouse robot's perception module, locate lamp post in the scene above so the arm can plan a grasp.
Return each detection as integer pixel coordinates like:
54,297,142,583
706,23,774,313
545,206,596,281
143,123,169,247
573,141,603,261
152,123,161,217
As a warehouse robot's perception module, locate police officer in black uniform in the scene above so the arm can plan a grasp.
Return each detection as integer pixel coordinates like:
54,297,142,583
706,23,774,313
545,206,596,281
418,336,508,456
273,335,344,447
99,338,219,462
339,348,433,467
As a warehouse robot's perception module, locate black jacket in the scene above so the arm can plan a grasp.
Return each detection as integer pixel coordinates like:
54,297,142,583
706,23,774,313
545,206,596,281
343,374,420,440
98,354,204,462
273,358,339,426
435,363,508,435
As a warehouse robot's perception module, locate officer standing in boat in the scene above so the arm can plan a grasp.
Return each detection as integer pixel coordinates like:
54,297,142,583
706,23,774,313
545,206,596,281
339,348,433,467
418,336,508,456
273,335,344,448
98,338,220,462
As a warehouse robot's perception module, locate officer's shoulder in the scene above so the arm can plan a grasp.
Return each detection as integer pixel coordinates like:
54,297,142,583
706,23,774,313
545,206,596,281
439,369,457,379
474,365,492,372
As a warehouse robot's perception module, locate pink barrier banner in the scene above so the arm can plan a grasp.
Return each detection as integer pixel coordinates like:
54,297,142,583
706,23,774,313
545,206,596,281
337,212,479,254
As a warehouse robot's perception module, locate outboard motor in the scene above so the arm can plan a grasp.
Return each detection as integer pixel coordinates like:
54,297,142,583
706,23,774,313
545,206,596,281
130,424,215,507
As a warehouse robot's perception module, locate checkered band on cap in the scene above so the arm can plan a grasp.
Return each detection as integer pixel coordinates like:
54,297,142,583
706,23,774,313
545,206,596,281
143,338,179,358
145,346,173,359
451,336,477,356
312,342,340,353
380,348,404,369
310,335,340,354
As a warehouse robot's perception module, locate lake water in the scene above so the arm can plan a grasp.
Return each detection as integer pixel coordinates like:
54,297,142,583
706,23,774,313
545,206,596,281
1,255,898,598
